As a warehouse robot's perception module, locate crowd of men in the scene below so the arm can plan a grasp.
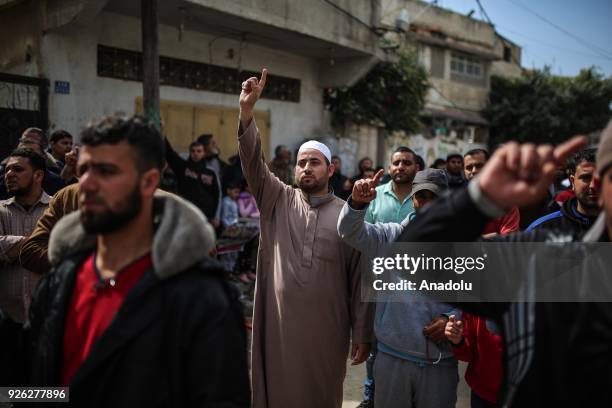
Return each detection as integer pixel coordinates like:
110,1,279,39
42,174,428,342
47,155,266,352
0,68,610,408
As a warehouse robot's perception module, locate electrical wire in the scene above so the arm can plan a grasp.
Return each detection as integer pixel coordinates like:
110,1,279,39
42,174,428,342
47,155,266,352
429,82,463,111
320,0,374,32
474,0,493,26
503,0,612,60
496,25,612,61
472,0,521,66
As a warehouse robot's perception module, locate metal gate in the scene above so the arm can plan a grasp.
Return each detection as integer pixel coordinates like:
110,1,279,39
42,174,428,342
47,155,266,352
0,73,49,161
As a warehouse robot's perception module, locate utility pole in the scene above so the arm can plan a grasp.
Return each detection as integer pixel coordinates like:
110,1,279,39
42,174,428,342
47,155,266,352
141,0,160,130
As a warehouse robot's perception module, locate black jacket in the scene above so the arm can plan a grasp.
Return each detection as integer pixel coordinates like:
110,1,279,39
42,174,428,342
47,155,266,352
165,139,220,220
444,169,467,190
329,172,349,200
396,187,612,408
26,194,250,407
526,197,598,238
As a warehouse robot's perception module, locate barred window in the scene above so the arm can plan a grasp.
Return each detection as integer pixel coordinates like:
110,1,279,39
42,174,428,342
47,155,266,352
97,45,301,102
450,53,483,78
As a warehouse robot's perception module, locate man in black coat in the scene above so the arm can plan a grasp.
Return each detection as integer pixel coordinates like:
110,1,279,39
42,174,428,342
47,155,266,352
330,155,350,199
26,115,250,407
165,138,221,228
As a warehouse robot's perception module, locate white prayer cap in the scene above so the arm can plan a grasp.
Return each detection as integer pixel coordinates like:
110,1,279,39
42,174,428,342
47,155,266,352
297,140,332,163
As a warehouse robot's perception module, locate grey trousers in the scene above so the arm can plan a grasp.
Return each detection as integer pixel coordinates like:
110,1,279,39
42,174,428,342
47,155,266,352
373,351,458,408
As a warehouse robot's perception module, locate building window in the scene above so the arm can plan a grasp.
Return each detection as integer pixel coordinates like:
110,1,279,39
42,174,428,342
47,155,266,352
504,46,512,62
450,53,483,78
97,45,301,103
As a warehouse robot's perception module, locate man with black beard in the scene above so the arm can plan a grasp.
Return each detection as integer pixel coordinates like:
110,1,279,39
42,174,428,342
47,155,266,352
239,69,372,408
25,115,250,407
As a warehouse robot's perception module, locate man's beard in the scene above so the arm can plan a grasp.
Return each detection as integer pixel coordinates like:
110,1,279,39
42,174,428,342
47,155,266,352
298,176,327,194
6,178,34,198
80,185,142,234
577,192,599,210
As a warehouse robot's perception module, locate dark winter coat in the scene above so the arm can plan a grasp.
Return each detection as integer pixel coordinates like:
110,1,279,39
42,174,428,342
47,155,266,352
26,194,250,407
165,139,221,220
396,186,612,408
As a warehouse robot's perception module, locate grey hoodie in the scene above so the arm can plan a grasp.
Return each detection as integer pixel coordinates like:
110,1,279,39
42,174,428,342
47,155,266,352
337,200,456,365
48,192,217,279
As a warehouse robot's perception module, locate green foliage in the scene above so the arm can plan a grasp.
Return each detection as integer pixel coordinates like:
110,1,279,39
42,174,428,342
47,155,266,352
485,67,612,147
324,51,429,133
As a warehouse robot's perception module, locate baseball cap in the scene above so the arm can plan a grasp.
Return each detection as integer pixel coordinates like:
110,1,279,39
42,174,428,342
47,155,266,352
409,169,449,198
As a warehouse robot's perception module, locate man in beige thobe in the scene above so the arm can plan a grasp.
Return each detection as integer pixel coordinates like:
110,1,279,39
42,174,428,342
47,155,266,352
238,69,373,408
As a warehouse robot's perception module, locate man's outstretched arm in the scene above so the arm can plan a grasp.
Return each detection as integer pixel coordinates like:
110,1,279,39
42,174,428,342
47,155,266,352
337,198,404,257
337,169,405,256
164,137,187,177
238,69,289,217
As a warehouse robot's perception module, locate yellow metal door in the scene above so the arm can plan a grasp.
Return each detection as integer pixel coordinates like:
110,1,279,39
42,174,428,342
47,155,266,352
217,108,270,162
136,98,270,159
218,109,238,162
253,110,271,162
194,106,222,152
164,103,194,153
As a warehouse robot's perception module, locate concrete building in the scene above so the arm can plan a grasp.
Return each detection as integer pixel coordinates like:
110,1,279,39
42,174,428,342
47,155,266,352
378,0,522,165
0,0,385,161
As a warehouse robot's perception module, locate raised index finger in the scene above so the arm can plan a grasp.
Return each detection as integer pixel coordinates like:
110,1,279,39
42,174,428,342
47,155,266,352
372,169,385,185
259,68,268,91
553,135,587,165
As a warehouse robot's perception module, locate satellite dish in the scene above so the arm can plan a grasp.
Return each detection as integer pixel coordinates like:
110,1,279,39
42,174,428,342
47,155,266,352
396,9,410,32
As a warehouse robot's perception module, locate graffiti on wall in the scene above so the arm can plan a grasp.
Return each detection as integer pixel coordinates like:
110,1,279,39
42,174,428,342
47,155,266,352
386,132,486,167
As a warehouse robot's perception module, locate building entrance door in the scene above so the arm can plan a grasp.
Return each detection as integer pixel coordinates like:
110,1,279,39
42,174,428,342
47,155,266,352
136,98,270,162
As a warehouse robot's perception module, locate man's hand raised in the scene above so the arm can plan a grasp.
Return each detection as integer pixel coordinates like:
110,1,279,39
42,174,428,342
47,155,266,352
477,136,587,210
350,169,385,210
239,68,268,129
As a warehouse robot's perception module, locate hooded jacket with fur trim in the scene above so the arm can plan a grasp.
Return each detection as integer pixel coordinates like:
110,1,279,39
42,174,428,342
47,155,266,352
26,193,250,407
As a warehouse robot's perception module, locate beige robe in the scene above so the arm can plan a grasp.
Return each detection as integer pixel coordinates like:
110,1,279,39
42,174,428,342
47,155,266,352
239,119,373,408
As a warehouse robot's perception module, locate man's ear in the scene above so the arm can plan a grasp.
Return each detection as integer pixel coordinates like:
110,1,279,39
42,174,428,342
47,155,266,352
328,163,335,177
569,174,576,190
141,168,161,197
34,169,44,184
